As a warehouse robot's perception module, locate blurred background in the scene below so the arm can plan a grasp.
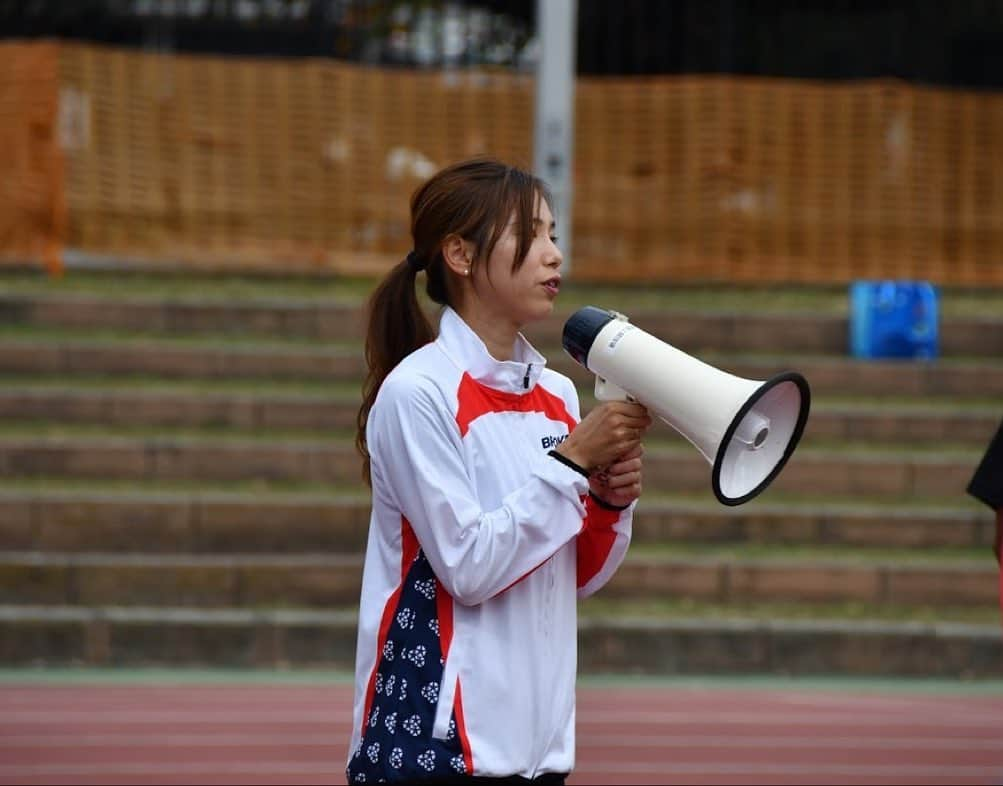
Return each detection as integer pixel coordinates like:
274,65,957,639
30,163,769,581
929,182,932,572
1,0,1002,681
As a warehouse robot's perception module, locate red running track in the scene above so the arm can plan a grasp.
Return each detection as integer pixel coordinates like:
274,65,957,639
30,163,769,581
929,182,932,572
1,680,1002,786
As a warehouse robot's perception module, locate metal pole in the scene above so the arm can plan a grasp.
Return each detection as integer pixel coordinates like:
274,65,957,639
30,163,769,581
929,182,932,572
534,0,577,274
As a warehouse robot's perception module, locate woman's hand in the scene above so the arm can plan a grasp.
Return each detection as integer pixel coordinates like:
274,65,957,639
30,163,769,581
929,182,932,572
589,444,645,508
555,400,651,473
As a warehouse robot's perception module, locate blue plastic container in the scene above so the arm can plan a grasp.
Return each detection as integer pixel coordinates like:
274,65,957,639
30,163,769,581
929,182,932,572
849,280,940,360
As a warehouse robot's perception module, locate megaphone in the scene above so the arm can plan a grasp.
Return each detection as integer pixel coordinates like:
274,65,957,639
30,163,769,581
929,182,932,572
563,306,810,506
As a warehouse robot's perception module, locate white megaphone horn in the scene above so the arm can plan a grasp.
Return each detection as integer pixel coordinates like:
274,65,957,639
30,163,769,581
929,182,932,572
562,306,811,506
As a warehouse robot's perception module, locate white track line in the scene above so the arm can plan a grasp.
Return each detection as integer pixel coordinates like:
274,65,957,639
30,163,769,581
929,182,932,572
1,761,1002,779
6,707,1002,727
576,733,1003,750
575,762,1003,777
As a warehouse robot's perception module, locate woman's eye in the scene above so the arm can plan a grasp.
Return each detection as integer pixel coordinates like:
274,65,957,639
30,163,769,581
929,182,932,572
549,236,559,244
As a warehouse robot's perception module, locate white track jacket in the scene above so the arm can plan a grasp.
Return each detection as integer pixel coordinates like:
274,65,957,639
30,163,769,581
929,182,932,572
346,307,634,783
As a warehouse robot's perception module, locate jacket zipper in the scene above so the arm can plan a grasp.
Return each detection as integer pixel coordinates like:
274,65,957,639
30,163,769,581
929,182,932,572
523,363,532,389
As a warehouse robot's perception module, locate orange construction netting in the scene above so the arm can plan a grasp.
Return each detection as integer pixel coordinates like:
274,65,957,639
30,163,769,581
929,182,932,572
0,41,65,276
3,41,1001,285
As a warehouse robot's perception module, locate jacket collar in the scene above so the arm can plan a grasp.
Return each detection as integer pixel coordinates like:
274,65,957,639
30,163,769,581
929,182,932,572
436,307,547,393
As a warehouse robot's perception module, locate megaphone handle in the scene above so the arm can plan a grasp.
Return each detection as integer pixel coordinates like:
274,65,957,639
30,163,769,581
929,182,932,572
591,375,636,483
594,375,635,403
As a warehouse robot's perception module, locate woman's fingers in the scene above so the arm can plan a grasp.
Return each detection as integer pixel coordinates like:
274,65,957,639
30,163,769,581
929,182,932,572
594,453,643,492
615,444,644,462
606,454,643,474
561,401,652,471
603,469,642,489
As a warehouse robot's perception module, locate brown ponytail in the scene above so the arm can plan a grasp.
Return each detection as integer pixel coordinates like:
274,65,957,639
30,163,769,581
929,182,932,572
356,157,552,484
355,256,435,484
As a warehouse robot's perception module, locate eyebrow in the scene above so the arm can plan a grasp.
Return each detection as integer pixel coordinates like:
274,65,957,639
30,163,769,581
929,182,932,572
531,217,557,231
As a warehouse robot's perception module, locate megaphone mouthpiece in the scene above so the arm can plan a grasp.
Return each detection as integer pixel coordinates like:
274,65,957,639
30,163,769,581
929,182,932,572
562,305,621,367
562,305,811,506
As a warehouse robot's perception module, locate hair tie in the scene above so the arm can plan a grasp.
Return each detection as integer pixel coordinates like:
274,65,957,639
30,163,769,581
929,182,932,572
406,250,426,272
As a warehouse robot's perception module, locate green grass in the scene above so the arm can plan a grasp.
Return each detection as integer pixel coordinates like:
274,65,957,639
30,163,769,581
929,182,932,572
805,394,1003,411
558,282,1003,318
580,597,1002,625
4,374,1001,415
3,667,1001,693
0,323,361,349
638,488,989,512
3,322,1003,365
5,269,1003,317
791,438,983,456
0,474,368,499
0,474,988,515
0,415,987,457
627,541,991,565
0,372,354,395
0,666,358,685
0,419,356,443
0,269,373,302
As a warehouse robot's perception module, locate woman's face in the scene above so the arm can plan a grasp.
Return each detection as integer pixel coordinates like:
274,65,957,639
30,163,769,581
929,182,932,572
471,196,563,331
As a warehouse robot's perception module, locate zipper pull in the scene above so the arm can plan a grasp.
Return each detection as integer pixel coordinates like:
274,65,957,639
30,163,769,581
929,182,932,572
523,363,532,389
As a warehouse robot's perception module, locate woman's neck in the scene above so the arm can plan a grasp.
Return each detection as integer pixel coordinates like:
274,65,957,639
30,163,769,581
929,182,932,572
455,306,519,361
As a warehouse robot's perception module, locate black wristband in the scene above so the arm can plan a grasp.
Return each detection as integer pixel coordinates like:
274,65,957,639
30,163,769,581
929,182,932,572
589,490,630,511
548,449,589,479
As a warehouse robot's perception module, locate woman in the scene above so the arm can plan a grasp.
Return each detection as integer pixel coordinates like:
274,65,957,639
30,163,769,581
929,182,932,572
347,158,651,784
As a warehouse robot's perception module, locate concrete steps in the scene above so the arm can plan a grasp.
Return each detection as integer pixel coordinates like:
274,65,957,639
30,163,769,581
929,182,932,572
0,274,999,676
0,339,364,381
0,487,991,552
1,550,995,611
1,383,1002,443
3,333,1003,402
0,436,985,499
4,291,1003,355
1,605,996,677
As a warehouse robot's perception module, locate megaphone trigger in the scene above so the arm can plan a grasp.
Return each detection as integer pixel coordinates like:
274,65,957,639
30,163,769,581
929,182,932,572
594,374,636,403
562,306,811,506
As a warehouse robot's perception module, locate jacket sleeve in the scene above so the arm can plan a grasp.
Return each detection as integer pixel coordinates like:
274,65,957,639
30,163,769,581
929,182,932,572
553,374,635,599
576,492,634,598
369,371,591,607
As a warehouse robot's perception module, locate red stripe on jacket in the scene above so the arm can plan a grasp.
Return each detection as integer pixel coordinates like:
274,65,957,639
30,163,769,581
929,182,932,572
456,371,625,592
577,493,621,588
435,571,474,770
455,372,577,437
359,517,420,738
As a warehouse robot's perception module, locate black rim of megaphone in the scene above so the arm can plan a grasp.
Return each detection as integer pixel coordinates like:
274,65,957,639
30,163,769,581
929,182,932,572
711,371,811,507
